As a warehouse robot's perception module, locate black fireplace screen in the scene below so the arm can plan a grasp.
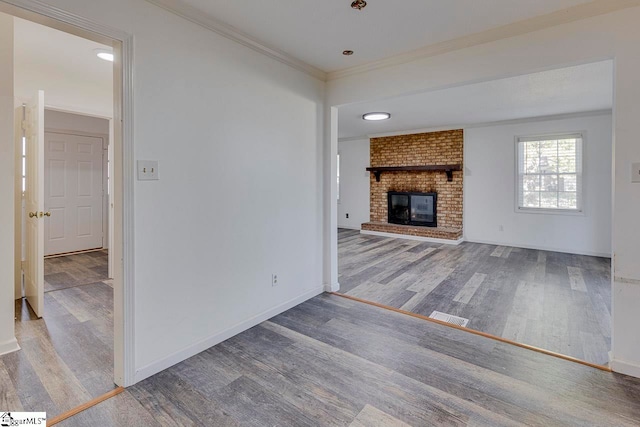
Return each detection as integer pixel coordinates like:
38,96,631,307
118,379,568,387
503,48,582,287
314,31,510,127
388,191,437,227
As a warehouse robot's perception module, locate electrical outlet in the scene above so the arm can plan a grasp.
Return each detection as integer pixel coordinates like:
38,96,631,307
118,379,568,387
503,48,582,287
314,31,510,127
346,213,349,218
271,274,278,287
498,225,504,232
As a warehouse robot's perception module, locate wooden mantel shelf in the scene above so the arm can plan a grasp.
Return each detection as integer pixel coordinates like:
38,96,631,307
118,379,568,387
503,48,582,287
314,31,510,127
366,164,462,182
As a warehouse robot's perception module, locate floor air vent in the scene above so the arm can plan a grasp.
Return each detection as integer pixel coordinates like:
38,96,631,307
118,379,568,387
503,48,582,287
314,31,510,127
429,311,469,327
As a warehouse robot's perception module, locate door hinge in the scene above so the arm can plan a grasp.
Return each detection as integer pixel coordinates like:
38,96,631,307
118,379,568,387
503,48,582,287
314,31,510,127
21,120,27,131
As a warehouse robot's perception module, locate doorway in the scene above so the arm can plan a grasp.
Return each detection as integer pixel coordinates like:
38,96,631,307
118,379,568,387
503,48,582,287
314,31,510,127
43,111,110,257
0,0,134,407
332,61,614,368
8,13,117,416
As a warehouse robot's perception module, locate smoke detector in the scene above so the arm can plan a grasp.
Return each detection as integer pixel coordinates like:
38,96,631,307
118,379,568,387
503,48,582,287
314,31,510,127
351,0,367,11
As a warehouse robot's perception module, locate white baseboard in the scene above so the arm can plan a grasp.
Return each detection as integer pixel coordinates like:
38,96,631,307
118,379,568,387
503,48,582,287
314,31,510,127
0,337,20,356
360,229,464,245
337,225,361,230
610,358,640,378
324,282,340,292
134,286,324,384
464,237,611,258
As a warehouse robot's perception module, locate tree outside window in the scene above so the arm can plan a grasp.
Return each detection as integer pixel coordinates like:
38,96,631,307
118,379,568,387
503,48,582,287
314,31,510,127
517,134,583,212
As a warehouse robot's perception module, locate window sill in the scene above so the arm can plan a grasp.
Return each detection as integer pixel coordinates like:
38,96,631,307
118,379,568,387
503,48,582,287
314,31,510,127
516,207,585,216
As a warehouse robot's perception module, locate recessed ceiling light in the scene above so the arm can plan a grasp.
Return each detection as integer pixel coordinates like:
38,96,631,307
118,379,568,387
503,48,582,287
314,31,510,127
363,112,391,121
343,50,354,56
351,0,367,10
94,48,114,62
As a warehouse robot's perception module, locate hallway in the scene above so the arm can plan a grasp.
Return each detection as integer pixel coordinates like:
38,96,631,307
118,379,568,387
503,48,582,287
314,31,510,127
2,251,114,417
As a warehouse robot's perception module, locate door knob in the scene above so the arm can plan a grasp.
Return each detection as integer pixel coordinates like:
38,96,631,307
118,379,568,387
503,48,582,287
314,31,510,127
28,211,38,218
43,211,51,217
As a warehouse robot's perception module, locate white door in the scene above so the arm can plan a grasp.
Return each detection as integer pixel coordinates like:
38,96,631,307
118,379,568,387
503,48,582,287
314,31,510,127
44,132,104,255
23,91,45,318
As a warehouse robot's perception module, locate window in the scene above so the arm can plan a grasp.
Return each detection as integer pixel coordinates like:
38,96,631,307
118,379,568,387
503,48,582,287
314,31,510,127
22,136,26,193
337,153,340,201
21,105,26,194
516,133,583,212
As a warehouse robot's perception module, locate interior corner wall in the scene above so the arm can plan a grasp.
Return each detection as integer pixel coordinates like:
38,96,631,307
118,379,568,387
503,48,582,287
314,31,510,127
338,138,369,229
464,113,612,256
22,0,325,382
0,11,18,355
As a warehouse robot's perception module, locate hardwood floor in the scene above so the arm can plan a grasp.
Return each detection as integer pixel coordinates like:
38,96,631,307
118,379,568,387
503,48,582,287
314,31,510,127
338,229,611,365
44,250,110,292
4,247,630,425
1,251,114,418
56,294,640,426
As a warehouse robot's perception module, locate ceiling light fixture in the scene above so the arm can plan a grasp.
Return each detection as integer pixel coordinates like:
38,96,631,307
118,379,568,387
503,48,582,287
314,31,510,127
94,48,114,62
351,0,367,10
363,112,391,121
343,50,354,56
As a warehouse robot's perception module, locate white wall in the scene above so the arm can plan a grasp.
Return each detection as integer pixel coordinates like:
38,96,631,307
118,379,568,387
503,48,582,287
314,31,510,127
45,109,109,134
338,138,369,229
465,113,612,256
0,12,19,355
4,0,325,382
326,6,640,377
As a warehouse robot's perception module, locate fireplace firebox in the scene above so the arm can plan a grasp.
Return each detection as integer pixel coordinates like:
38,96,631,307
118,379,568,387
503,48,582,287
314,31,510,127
388,191,437,227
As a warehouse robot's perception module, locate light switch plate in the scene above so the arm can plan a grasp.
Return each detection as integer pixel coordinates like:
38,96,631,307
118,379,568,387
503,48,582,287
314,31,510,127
632,163,640,183
137,160,159,180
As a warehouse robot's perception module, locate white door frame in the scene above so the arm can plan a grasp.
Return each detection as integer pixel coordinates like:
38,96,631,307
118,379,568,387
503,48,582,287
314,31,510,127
0,0,135,387
42,105,115,278
325,106,340,292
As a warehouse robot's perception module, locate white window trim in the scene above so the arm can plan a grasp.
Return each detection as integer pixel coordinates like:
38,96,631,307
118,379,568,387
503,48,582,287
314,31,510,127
513,131,586,216
337,152,341,204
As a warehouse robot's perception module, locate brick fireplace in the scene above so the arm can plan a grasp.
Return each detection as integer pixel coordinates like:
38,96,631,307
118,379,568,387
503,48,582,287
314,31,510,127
361,129,463,241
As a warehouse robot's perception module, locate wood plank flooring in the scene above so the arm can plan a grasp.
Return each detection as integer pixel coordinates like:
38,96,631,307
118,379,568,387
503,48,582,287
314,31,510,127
44,250,109,292
56,294,640,426
338,229,611,365
3,246,629,425
1,251,114,418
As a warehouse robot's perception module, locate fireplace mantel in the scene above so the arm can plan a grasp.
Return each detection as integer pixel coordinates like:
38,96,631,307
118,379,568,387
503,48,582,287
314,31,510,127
366,164,462,182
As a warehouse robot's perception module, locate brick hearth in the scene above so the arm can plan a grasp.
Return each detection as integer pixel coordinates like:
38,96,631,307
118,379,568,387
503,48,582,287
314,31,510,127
361,222,463,240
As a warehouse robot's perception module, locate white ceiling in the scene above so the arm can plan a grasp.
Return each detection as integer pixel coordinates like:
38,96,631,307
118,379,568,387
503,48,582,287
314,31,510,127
13,16,113,116
338,60,613,139
175,0,593,72
14,17,112,83
8,9,612,136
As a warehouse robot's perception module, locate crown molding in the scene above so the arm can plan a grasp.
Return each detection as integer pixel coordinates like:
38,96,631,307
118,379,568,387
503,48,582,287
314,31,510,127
327,0,640,81
145,0,639,83
0,0,128,43
341,109,612,141
337,135,369,143
145,0,327,81
463,109,612,130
